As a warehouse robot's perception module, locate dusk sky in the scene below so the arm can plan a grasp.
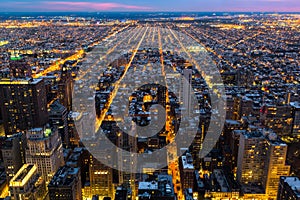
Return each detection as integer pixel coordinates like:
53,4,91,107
0,0,299,12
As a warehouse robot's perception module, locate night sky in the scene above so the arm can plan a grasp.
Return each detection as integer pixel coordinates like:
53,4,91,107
0,0,299,12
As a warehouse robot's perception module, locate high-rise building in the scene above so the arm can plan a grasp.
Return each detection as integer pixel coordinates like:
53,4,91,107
48,165,82,200
277,176,300,200
0,78,48,136
1,133,26,182
179,152,195,190
49,100,69,148
25,126,64,184
89,156,114,199
237,129,290,199
58,66,73,111
116,121,137,199
237,131,267,185
9,164,46,200
291,102,300,137
263,132,290,199
230,130,244,173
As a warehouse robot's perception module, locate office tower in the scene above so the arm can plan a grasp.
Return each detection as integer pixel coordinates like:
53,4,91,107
117,122,137,199
179,152,194,190
48,165,82,200
9,164,46,200
237,130,290,199
219,120,243,171
291,102,300,136
80,125,115,199
277,176,300,200
230,130,245,173
1,133,26,182
89,156,114,199
25,126,64,184
49,100,69,147
0,78,48,136
263,132,290,199
58,66,73,111
237,131,267,185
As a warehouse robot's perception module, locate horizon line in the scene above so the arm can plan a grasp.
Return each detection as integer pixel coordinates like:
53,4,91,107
0,11,300,13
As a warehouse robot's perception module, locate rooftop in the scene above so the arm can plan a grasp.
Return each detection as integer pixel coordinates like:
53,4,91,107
281,176,300,197
10,164,37,187
291,101,300,109
182,153,195,170
49,165,79,187
138,181,158,191
49,100,67,113
0,77,43,85
213,169,229,192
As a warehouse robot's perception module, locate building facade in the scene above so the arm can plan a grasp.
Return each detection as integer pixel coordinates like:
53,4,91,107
25,126,64,184
48,165,82,200
9,164,46,200
0,78,48,136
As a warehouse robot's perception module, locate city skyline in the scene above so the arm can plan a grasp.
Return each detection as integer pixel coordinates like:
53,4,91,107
0,8,299,200
0,0,299,12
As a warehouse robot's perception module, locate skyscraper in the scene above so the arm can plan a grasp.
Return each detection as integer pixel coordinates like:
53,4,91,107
49,100,69,148
237,131,266,185
0,78,48,136
25,126,64,185
58,66,73,111
89,156,114,199
179,152,194,190
263,132,290,199
291,102,300,137
237,129,290,199
1,133,26,182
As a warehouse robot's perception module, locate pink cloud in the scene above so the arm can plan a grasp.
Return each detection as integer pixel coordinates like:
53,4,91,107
42,1,152,11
